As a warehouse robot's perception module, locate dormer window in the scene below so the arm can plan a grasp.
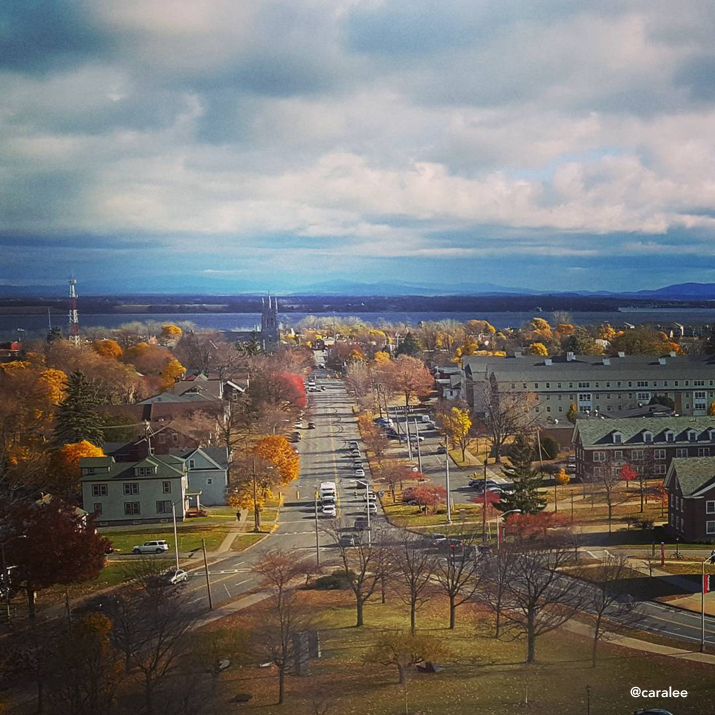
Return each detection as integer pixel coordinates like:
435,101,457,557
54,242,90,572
643,431,653,443
136,466,155,477
709,429,715,442
612,432,622,444
665,430,675,442
688,430,698,442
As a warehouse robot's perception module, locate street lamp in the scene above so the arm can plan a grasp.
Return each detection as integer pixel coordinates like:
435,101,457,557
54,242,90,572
496,509,521,549
701,555,714,652
2,534,27,622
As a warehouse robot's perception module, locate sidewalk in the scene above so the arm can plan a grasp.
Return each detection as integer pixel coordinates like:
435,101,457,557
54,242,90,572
563,620,715,665
214,509,249,554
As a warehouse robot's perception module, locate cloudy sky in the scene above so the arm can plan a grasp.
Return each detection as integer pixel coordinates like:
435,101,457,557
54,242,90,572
3,1,715,294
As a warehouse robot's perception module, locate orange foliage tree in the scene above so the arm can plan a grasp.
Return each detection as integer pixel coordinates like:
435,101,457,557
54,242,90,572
52,441,105,497
381,355,433,407
92,339,123,359
160,358,186,390
253,435,300,485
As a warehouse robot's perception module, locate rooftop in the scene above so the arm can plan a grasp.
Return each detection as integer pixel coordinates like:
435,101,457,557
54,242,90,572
575,416,715,447
667,457,715,496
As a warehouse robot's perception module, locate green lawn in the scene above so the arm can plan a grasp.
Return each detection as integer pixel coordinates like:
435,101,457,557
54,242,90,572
101,523,231,553
205,589,715,715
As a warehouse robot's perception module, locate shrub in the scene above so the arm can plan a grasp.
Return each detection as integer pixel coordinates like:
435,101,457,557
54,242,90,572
313,570,354,590
538,435,560,460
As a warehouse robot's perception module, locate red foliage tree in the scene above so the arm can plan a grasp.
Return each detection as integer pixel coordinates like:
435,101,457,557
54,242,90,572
406,484,447,513
620,462,637,489
4,498,110,618
473,490,501,506
504,512,570,545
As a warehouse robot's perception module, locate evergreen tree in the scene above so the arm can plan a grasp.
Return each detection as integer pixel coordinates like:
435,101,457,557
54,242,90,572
395,332,420,357
53,371,104,447
46,326,63,344
495,433,546,516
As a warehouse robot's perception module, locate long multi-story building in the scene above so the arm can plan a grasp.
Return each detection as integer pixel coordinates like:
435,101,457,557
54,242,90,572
572,416,715,482
461,352,715,421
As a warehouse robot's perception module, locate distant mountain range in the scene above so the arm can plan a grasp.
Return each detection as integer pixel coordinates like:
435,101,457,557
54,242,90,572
5,279,715,300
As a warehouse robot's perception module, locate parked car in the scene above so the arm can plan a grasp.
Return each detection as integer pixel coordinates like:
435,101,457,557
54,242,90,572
163,568,190,585
354,516,368,530
471,479,501,491
348,441,360,449
363,491,376,501
354,468,366,477
365,502,377,514
186,508,208,518
338,533,356,547
428,532,447,545
307,380,316,388
436,444,447,454
132,540,169,555
322,503,337,517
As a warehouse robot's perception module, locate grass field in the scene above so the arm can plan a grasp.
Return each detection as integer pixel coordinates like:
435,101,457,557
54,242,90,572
101,523,231,553
202,588,715,715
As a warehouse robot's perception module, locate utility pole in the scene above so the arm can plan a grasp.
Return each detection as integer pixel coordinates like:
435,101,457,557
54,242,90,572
482,458,488,543
314,490,321,566
405,410,413,461
171,502,180,571
414,418,422,473
202,539,213,610
445,447,452,525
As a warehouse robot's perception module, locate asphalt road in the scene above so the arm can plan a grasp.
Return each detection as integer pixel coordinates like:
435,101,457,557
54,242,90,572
181,368,384,610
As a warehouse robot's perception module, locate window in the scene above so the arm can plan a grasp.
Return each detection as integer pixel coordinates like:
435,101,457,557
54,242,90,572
578,382,590,388
124,502,140,515
162,481,172,494
206,477,213,485
675,381,679,386
612,432,622,444
92,484,108,497
511,383,515,389
632,449,644,460
172,433,179,444
123,483,139,495
628,381,633,387
557,383,562,388
685,381,690,387
617,381,622,387
654,449,666,460
665,431,675,442
708,521,715,535
189,459,195,469
546,383,550,388
593,451,605,462
156,500,172,514
137,467,154,477
534,383,539,389
637,392,650,401
688,431,698,442
642,431,653,443
676,448,688,458
606,382,611,388
695,391,707,400
699,448,711,457
707,501,715,515
637,381,648,388
654,464,666,475
86,467,96,475
614,450,624,461
93,503,103,514
695,380,705,387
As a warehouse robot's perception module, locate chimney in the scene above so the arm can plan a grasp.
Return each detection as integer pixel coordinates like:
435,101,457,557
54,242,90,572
617,351,625,358
544,358,552,366
514,351,523,358
658,357,666,365
603,358,610,366
566,352,575,362
670,351,677,358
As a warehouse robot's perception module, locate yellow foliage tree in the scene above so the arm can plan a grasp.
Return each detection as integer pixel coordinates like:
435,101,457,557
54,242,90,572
38,368,67,405
374,351,391,366
442,406,472,461
529,342,549,356
530,317,553,341
160,358,186,390
555,323,575,337
92,339,123,359
709,402,715,417
161,324,183,338
123,342,151,362
598,323,617,341
556,468,571,487
52,440,105,496
253,435,300,485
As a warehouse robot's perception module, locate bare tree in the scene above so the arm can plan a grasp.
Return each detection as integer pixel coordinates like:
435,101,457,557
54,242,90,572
331,524,387,627
254,550,308,705
577,553,641,666
390,537,436,634
498,544,580,663
481,375,537,463
480,548,512,638
591,454,627,533
433,531,483,629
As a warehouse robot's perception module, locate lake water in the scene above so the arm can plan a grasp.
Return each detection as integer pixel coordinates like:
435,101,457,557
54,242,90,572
4,308,715,341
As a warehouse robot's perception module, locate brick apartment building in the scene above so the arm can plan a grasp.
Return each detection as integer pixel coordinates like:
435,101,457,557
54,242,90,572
572,417,715,482
664,457,715,542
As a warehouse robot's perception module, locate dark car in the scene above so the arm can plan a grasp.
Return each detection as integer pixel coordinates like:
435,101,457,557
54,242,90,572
354,516,369,530
436,444,447,454
338,534,357,547
308,421,316,429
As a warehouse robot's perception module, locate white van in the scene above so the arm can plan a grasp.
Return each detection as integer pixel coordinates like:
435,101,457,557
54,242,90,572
319,481,337,499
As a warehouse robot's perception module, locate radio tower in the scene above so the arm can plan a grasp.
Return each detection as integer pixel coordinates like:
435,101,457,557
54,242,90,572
68,276,80,347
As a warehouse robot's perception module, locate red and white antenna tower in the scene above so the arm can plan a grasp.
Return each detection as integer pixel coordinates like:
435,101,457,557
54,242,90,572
68,276,80,347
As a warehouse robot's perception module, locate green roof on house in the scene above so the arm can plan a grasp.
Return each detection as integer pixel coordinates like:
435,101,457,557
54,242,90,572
575,417,715,447
80,455,186,482
666,457,715,496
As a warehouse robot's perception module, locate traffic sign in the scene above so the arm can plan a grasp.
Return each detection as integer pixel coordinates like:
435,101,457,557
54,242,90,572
704,574,713,594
